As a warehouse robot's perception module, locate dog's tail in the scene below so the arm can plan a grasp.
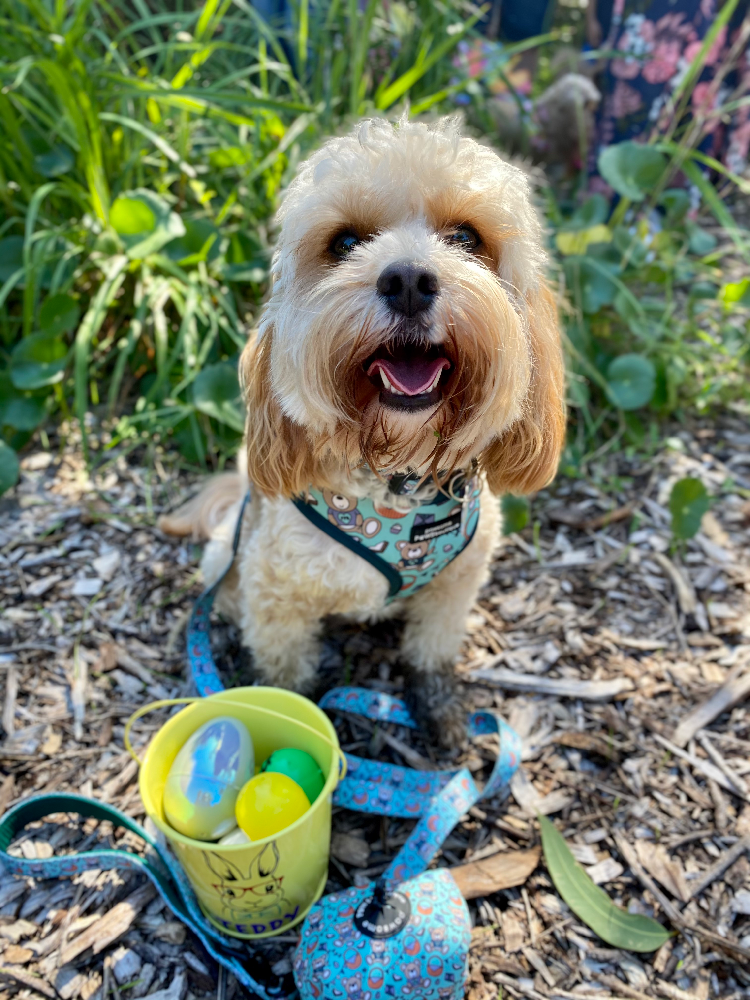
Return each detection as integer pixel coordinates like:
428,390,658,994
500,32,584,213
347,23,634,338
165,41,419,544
158,457,246,541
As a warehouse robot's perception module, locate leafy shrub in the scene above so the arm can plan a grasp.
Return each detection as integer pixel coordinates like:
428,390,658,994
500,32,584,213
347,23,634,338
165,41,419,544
0,0,481,489
557,141,750,472
1,0,749,494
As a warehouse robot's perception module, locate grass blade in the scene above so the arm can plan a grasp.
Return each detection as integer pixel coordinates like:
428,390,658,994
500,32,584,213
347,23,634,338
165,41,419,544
375,6,486,111
540,816,672,952
22,182,55,336
107,279,151,416
74,255,128,458
680,159,750,265
99,112,197,178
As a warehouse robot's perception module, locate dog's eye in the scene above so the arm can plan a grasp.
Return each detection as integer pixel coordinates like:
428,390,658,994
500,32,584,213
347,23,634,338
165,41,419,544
330,232,361,258
444,226,481,251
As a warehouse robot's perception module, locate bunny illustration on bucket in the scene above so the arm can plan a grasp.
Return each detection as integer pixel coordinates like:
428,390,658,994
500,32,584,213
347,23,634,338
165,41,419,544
204,842,296,932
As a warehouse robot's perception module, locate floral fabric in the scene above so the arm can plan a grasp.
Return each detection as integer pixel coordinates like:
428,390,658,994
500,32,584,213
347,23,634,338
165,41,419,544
593,0,750,180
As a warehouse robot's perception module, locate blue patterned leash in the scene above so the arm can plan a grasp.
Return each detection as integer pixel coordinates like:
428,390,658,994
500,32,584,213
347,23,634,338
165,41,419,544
0,794,286,1000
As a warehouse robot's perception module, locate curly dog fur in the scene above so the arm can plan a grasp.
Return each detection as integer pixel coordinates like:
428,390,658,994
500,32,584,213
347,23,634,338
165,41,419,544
160,116,565,745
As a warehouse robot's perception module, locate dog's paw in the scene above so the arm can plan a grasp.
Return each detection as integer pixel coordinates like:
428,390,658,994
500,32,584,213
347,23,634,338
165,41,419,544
404,667,466,749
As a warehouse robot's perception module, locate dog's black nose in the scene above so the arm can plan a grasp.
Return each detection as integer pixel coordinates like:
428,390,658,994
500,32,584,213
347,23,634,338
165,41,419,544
377,262,439,317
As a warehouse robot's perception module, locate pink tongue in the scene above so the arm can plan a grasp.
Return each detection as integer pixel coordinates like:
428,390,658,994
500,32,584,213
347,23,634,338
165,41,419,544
367,357,450,395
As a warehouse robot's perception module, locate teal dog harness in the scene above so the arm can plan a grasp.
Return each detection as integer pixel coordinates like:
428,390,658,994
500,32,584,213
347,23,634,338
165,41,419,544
292,474,481,601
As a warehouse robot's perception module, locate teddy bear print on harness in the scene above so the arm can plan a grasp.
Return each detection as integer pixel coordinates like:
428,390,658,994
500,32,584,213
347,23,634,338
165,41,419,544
322,490,382,539
294,477,481,602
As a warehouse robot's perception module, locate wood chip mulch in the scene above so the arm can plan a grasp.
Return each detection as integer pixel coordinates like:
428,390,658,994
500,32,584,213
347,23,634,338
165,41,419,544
1,418,749,1000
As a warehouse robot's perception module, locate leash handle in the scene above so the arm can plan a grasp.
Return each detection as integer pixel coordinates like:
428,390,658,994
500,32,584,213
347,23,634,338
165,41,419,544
0,794,287,1000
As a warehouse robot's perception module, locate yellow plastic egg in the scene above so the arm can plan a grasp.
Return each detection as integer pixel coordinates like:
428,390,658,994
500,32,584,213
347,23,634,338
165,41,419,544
235,772,309,840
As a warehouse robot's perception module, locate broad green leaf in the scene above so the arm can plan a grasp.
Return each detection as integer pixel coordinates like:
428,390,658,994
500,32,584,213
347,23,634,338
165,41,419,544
612,226,649,267
224,232,269,282
0,237,24,283
568,194,610,230
34,145,74,177
567,377,590,409
39,294,80,337
173,414,209,467
210,146,251,169
501,495,529,535
691,281,718,300
540,816,671,952
556,225,612,256
163,219,221,264
192,362,245,432
0,373,47,431
0,441,20,496
720,278,750,305
111,196,156,236
11,332,68,390
598,142,667,201
686,223,717,256
658,189,690,226
669,478,710,540
606,354,656,410
110,190,185,260
563,257,618,314
21,128,75,178
613,289,640,324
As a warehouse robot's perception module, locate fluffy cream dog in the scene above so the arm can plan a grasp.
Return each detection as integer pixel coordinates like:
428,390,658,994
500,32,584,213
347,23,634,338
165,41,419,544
160,116,565,745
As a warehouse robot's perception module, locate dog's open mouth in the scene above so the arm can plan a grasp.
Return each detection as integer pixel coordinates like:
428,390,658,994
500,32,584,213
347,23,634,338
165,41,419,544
365,345,452,411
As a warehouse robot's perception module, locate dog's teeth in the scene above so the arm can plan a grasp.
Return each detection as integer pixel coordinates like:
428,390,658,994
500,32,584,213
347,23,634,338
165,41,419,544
429,368,443,391
379,369,404,395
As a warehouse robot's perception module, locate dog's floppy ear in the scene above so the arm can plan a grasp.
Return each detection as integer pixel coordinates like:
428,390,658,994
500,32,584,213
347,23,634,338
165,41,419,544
240,330,324,497
479,281,565,495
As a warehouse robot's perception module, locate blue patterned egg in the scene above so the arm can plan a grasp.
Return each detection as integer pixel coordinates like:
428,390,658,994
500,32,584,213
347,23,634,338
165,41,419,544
163,716,254,841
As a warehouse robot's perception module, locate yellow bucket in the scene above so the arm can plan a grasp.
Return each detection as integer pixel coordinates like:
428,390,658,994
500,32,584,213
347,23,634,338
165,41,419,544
137,687,341,939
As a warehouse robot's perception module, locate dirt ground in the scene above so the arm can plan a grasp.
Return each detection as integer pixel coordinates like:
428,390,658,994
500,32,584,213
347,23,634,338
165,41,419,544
1,417,749,1000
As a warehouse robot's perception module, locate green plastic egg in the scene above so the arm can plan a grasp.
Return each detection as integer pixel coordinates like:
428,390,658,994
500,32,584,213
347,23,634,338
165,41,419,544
260,748,325,804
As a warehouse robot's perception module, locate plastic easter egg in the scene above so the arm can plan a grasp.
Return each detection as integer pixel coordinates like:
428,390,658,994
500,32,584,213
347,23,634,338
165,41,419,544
218,827,251,846
260,748,325,804
235,772,309,840
163,716,254,841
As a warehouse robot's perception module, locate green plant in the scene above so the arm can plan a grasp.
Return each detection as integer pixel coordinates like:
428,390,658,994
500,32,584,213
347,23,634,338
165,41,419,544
1,0,749,496
669,477,710,541
557,152,750,468
501,494,530,535
0,0,485,491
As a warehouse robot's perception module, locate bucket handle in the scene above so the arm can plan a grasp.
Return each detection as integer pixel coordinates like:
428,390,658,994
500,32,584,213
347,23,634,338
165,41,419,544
124,697,348,782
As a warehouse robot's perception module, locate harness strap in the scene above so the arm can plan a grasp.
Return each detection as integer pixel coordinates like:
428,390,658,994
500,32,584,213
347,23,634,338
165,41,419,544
292,498,403,599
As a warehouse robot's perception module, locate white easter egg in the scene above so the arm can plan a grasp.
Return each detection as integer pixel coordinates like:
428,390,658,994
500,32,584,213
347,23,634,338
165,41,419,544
218,827,251,846
163,716,254,841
